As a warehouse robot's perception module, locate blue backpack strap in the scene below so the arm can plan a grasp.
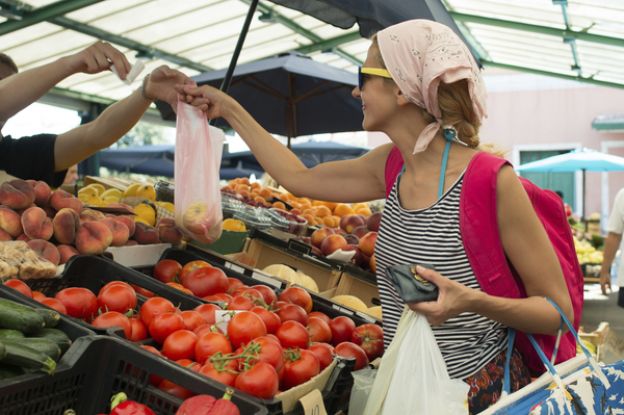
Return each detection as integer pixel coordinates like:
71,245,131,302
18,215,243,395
502,328,516,396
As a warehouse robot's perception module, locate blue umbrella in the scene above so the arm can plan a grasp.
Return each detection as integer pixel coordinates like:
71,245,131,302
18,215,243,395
517,148,624,219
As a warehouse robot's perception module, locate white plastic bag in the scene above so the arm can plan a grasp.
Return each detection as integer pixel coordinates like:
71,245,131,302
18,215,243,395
363,307,469,415
174,102,224,244
349,367,378,415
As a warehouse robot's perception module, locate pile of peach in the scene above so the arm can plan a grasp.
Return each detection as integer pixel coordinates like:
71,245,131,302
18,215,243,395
0,179,183,265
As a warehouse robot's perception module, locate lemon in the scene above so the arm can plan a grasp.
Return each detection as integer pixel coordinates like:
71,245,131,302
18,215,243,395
134,203,156,226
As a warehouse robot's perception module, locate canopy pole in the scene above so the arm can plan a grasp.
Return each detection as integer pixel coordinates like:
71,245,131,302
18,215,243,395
582,169,587,232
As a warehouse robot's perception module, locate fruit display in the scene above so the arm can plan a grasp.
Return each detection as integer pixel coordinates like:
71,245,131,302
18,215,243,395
574,236,604,265
0,179,183,266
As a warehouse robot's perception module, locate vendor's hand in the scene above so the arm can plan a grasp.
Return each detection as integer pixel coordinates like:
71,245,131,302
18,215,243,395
144,66,193,108
64,41,131,79
407,265,476,326
600,271,612,295
174,84,235,119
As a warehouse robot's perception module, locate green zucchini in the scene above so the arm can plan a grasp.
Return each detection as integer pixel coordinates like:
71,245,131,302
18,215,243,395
0,341,4,360
35,308,60,328
0,299,45,334
0,340,56,374
0,329,24,339
34,328,71,353
11,338,61,361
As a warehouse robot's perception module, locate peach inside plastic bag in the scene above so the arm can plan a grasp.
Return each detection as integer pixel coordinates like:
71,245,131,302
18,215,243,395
174,102,224,244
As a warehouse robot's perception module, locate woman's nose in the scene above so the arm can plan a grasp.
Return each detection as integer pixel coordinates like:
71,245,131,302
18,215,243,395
352,86,361,99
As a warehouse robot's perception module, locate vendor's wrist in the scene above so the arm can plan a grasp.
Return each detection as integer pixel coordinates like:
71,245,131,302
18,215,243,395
140,76,155,102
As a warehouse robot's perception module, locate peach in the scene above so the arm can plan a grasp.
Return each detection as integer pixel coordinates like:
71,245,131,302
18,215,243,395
340,214,366,234
320,234,348,256
133,222,160,245
353,248,371,269
0,228,11,241
52,208,80,244
369,254,377,274
75,221,112,255
0,205,23,237
27,180,52,207
101,217,130,246
21,206,53,240
352,225,369,239
367,212,382,232
0,179,35,209
27,239,60,265
182,202,217,237
124,239,138,246
311,227,335,248
80,208,105,222
344,233,360,245
358,231,378,257
114,215,135,237
50,189,83,214
157,218,183,245
57,244,79,265
16,233,29,242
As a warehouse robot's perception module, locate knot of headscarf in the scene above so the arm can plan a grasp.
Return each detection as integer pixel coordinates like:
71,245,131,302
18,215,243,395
377,19,487,154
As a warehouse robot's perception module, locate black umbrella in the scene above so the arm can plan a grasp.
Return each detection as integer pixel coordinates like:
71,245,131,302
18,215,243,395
157,53,363,147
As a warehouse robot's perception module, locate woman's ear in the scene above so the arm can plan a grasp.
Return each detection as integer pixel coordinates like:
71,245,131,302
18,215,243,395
395,87,410,106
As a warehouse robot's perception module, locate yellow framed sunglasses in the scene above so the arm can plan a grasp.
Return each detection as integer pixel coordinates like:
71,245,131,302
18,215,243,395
358,66,393,89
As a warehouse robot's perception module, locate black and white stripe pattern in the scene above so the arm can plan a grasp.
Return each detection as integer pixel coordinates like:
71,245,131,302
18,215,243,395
375,172,507,379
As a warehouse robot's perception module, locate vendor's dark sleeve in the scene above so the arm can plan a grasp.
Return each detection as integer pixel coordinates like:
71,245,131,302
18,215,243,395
0,134,67,186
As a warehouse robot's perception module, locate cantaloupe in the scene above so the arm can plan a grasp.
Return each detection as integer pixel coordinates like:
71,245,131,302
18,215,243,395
366,306,382,320
296,271,319,293
330,295,368,313
262,264,298,284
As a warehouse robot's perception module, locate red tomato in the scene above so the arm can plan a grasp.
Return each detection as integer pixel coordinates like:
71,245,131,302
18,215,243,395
276,303,308,326
238,288,264,304
131,284,154,298
158,379,193,400
226,277,245,295
180,310,207,331
149,312,185,344
162,329,198,361
239,336,284,371
128,317,148,342
235,362,279,399
166,282,193,295
175,359,200,372
251,285,277,306
180,260,210,279
352,323,384,360
309,342,335,370
307,316,332,343
195,332,232,364
278,286,313,313
97,282,136,314
41,298,67,314
308,311,331,324
4,279,32,298
194,303,221,325
181,266,229,297
55,287,98,320
153,259,182,283
31,290,47,302
227,295,254,311
250,306,281,334
200,360,238,386
91,311,131,338
281,348,320,389
139,297,176,326
329,316,356,345
193,324,213,337
227,311,267,349
276,320,309,349
203,293,232,305
335,341,369,370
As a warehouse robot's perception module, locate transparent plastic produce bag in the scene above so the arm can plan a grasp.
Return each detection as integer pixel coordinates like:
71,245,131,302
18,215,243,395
174,102,224,244
363,307,469,415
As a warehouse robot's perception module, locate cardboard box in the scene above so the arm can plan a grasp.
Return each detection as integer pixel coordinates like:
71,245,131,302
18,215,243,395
276,359,337,413
322,268,380,308
244,237,341,291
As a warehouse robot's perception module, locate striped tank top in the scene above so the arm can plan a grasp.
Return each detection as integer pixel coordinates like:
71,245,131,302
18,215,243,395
375,171,507,379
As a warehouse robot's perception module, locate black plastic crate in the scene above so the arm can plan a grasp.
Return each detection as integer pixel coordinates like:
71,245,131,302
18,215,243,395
0,335,268,415
24,255,205,335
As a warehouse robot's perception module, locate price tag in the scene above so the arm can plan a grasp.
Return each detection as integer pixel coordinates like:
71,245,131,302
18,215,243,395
331,304,354,316
251,271,282,289
214,310,243,333
299,389,327,415
224,262,245,274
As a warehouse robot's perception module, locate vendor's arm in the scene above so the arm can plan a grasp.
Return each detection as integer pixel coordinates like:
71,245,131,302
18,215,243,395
600,232,622,294
411,166,573,335
0,42,130,122
54,66,190,171
177,84,389,203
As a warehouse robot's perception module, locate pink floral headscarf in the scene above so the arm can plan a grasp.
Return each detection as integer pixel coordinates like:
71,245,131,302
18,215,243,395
377,19,487,153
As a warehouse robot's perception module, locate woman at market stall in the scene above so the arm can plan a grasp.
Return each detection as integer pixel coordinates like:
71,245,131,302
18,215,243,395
0,42,191,186
177,19,573,412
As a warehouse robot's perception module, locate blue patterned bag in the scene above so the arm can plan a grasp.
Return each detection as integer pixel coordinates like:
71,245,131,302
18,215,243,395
481,299,623,415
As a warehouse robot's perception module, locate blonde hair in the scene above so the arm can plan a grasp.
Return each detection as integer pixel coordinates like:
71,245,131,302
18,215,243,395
370,36,481,148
